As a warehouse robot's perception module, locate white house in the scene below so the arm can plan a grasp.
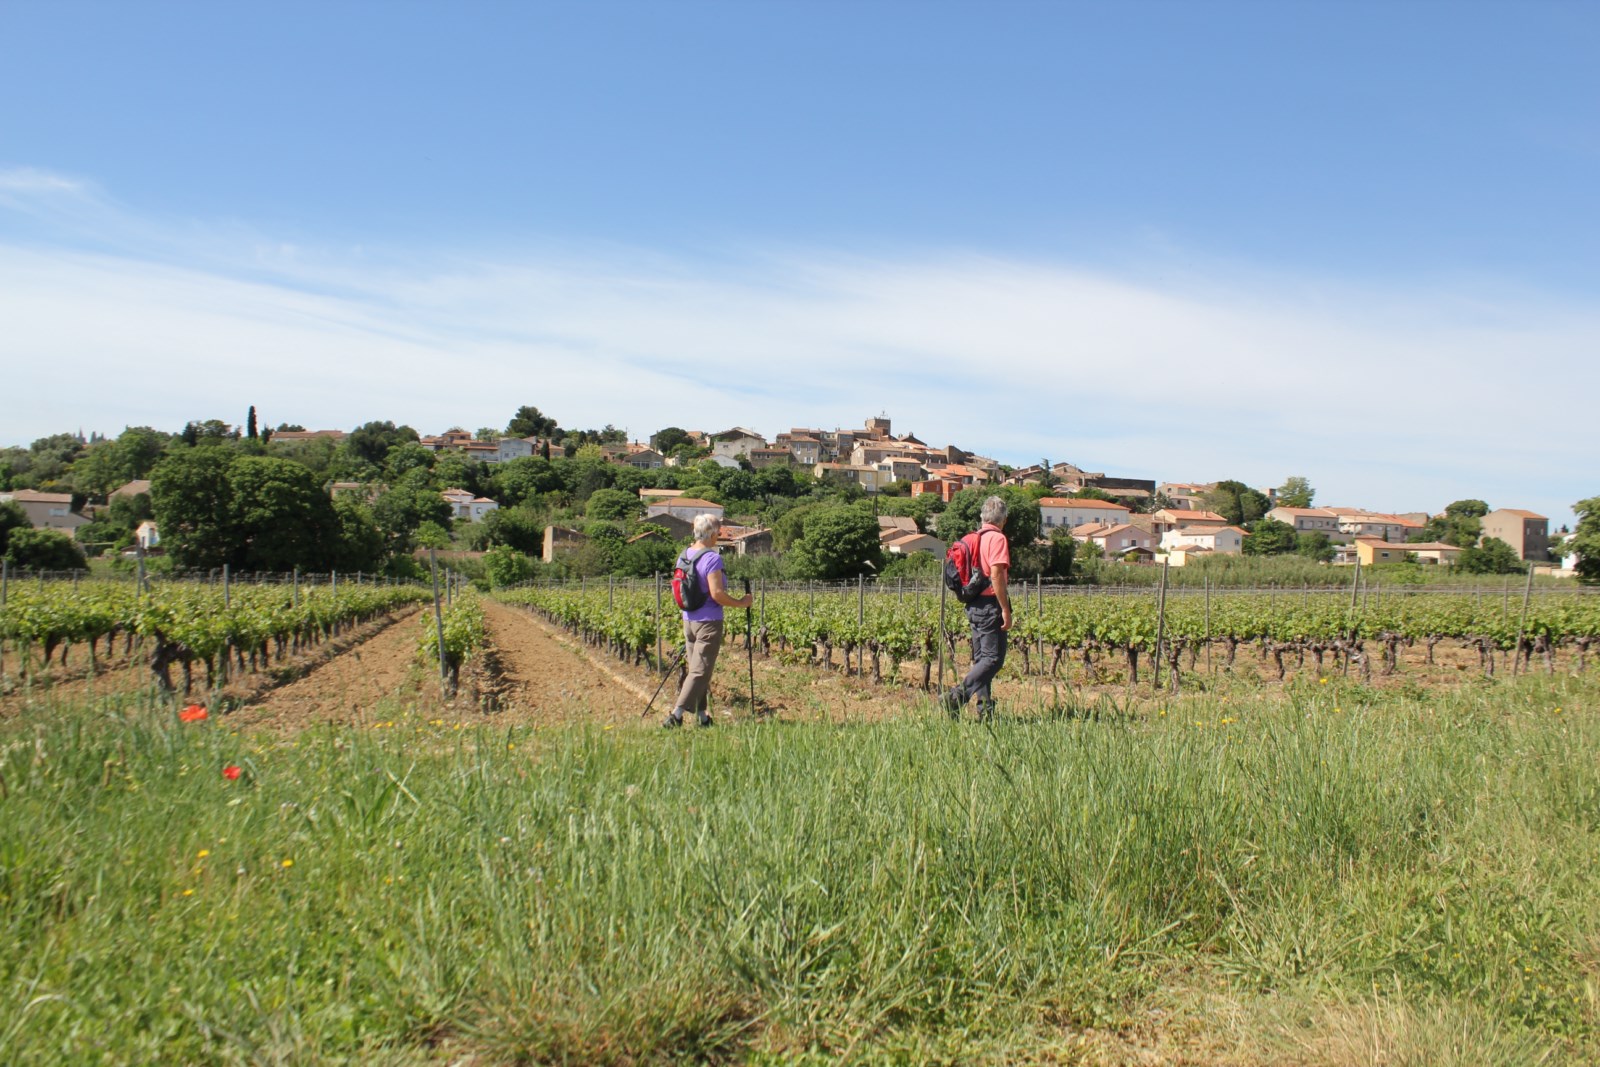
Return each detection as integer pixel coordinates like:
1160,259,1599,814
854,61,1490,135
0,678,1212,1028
1160,525,1246,554
493,438,536,463
135,520,160,550
441,488,500,522
1038,497,1134,530
708,428,767,461
645,497,726,524
1267,506,1341,537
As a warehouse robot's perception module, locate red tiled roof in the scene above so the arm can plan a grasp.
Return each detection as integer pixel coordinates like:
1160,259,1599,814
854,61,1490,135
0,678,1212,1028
1038,497,1132,510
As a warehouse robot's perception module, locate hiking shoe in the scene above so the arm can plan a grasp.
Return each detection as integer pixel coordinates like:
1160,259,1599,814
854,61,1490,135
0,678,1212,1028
976,701,997,723
696,710,714,727
939,687,965,718
662,709,685,729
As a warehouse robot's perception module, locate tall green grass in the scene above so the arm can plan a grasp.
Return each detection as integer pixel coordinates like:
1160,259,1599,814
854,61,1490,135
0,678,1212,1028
1,678,1596,1064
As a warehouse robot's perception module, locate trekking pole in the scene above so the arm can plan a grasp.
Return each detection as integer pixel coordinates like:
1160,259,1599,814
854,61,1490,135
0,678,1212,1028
641,646,688,719
743,578,757,716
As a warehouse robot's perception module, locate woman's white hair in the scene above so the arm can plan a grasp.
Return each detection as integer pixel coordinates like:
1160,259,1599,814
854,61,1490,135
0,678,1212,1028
980,495,1009,527
692,513,722,543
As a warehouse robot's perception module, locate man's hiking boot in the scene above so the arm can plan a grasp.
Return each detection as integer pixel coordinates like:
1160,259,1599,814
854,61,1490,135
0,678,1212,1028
976,701,997,723
662,709,685,729
696,710,714,728
939,687,965,718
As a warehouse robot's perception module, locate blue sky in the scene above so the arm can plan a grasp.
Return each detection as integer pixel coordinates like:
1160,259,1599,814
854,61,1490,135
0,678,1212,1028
2,1,1596,524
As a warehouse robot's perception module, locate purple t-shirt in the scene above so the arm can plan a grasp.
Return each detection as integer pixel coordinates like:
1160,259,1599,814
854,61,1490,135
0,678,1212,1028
682,547,725,622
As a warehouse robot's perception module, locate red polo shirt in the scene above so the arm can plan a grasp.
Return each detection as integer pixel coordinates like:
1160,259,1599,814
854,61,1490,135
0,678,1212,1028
975,523,1009,596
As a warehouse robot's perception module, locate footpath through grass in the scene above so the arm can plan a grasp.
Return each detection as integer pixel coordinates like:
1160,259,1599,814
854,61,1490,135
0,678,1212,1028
1,676,1597,1065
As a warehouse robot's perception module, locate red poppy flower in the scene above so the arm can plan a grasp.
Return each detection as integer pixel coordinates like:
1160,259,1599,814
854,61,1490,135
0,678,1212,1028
222,765,242,781
179,705,209,723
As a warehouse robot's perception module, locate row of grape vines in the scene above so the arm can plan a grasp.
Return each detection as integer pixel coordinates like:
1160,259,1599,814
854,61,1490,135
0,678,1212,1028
417,590,486,695
497,585,1600,693
0,580,429,695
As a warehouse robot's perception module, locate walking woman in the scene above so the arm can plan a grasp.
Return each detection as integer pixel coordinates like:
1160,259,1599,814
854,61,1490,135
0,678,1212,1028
664,513,754,728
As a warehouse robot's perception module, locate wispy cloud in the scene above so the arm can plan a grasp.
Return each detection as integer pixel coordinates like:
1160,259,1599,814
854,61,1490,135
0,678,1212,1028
1,179,1593,524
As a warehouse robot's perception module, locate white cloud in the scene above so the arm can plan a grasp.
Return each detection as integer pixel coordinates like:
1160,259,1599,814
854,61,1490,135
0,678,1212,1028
0,200,1594,526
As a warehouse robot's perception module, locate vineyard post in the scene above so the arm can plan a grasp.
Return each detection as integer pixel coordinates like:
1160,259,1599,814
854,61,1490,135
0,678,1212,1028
293,567,300,607
1036,576,1044,673
429,549,448,694
759,578,765,632
655,572,663,673
1,559,7,607
1345,558,1362,675
937,577,947,692
223,564,230,609
136,542,146,597
332,570,338,596
1204,575,1212,674
1503,576,1510,617
1153,557,1170,692
857,574,864,674
1512,565,1534,677
608,574,614,611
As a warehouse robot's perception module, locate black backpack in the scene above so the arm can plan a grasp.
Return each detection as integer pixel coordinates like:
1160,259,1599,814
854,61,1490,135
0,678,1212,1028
943,529,996,604
672,548,712,612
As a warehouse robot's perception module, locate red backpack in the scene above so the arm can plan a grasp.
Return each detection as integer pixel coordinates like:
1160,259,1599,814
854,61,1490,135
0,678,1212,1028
671,548,712,611
943,529,996,604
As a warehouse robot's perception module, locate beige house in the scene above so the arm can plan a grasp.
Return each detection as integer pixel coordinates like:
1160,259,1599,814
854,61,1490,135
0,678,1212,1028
1151,508,1228,536
1267,506,1341,538
814,463,882,493
1335,511,1423,543
747,448,793,469
111,479,152,500
1353,538,1411,566
645,497,726,524
884,532,946,556
1039,497,1134,530
1157,546,1214,567
542,525,587,563
0,490,89,534
1405,541,1464,565
1481,508,1549,561
623,447,665,469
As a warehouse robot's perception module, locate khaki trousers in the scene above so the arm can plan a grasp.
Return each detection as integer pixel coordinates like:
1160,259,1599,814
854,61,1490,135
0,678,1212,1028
673,618,725,714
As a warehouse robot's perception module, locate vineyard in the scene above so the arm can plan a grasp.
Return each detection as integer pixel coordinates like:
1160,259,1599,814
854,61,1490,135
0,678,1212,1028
499,580,1600,694
0,578,428,696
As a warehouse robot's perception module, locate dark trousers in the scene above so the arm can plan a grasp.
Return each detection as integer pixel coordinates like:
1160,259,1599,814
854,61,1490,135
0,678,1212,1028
961,598,1006,705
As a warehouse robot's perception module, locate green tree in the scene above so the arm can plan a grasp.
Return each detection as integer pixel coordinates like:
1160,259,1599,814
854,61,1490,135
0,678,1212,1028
481,505,547,556
0,500,30,556
1276,476,1315,509
1204,480,1272,527
1456,536,1524,575
372,478,453,557
491,456,561,507
783,506,884,579
1412,499,1490,548
1045,527,1077,577
1295,531,1336,562
934,486,1041,550
1242,518,1297,555
329,495,387,573
586,487,640,522
226,457,341,572
1571,497,1600,583
506,406,559,439
650,427,691,455
483,544,535,588
4,528,87,571
344,421,420,467
151,448,238,568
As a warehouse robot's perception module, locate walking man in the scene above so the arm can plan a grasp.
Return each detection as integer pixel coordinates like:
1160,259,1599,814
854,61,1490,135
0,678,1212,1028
943,495,1012,720
664,513,754,728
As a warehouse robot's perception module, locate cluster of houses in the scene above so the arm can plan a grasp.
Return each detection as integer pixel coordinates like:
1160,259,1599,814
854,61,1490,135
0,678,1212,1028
5,415,1574,573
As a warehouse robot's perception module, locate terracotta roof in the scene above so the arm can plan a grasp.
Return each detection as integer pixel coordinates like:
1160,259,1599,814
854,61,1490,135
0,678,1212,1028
651,497,723,509
1,490,73,503
1405,542,1462,552
1497,509,1548,520
1271,506,1337,518
1038,497,1132,510
1159,509,1227,522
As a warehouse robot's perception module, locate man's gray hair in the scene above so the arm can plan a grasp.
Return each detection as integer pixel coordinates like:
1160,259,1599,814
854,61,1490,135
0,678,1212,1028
980,495,1009,527
692,513,722,543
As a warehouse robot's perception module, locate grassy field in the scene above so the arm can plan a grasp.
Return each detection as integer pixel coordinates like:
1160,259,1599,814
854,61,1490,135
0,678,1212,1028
2,674,1597,1065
